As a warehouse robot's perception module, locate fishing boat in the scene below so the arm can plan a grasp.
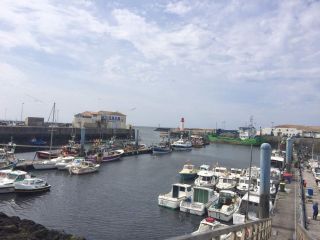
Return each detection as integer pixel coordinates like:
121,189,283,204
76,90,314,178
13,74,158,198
60,138,81,157
233,191,273,224
0,170,29,194
180,186,219,216
171,137,192,151
15,178,51,194
152,143,172,154
192,217,231,239
194,165,217,188
87,149,123,163
207,190,241,222
158,183,192,209
236,176,254,196
69,161,100,175
179,163,198,180
216,176,237,192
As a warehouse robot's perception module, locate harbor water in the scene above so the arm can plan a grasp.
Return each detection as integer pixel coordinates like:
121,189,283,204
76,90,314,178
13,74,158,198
0,127,261,240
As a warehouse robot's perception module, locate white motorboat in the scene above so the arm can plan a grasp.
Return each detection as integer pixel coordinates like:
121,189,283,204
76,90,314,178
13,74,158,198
180,186,219,216
194,167,216,188
192,217,231,239
33,157,63,170
254,179,277,197
158,183,192,209
179,163,198,180
0,170,29,193
64,157,85,170
213,166,228,179
207,190,241,222
171,137,192,151
229,168,244,181
216,176,237,192
15,178,51,194
55,156,76,170
245,166,260,180
69,161,100,175
236,176,254,196
233,191,273,224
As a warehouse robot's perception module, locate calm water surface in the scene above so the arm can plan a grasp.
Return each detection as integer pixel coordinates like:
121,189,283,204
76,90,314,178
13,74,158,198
0,127,261,240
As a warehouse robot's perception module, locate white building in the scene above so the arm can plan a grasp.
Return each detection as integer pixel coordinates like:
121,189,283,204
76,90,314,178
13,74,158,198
238,126,256,140
262,127,303,137
262,125,320,138
73,111,126,129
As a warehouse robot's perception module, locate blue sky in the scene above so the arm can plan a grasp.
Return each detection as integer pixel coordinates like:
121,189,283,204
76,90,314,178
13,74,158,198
0,0,319,129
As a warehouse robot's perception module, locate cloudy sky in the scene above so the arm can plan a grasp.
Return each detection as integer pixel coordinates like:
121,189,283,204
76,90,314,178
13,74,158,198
0,0,319,129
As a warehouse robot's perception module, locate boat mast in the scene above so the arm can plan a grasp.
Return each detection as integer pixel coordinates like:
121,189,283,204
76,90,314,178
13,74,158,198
246,144,253,221
49,102,56,159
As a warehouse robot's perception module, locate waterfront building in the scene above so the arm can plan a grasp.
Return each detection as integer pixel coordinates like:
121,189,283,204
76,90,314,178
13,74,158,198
262,125,320,138
238,126,256,140
73,111,126,129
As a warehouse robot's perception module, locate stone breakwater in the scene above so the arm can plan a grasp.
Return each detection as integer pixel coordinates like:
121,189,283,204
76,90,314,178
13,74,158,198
0,212,85,240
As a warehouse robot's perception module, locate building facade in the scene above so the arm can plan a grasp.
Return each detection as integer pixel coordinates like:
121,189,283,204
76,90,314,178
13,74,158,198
262,125,320,138
238,126,256,140
73,111,126,129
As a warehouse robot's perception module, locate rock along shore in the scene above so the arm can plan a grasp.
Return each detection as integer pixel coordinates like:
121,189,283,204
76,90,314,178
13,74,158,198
0,212,85,240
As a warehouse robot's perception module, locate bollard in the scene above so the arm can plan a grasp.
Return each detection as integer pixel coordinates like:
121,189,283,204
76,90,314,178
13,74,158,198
259,143,271,219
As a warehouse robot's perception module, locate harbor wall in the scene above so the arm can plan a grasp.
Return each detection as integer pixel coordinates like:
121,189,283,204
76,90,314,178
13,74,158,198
0,126,134,145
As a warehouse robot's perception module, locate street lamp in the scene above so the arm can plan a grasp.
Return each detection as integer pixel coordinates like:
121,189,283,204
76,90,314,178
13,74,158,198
20,102,24,122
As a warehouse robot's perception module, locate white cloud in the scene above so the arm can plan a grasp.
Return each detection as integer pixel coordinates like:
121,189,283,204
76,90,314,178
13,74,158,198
165,1,192,15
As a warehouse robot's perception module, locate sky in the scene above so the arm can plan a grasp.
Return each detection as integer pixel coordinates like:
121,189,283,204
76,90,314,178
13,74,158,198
0,0,319,129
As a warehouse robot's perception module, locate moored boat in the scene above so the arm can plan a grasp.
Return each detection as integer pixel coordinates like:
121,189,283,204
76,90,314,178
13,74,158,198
0,170,29,194
236,176,254,196
179,163,198,180
33,157,62,170
152,144,172,154
55,156,75,170
180,186,219,216
192,217,231,239
87,149,123,163
158,183,192,209
216,176,237,192
69,161,100,175
36,151,59,160
14,178,51,194
207,190,241,222
194,166,216,188
171,137,192,151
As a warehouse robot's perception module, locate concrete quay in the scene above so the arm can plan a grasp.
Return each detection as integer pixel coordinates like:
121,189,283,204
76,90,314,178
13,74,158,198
303,168,320,240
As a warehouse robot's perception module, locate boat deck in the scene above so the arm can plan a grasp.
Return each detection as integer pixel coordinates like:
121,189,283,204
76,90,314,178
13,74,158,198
303,168,320,240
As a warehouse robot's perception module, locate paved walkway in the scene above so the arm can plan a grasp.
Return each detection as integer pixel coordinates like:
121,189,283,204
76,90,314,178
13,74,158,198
303,168,320,240
271,170,297,240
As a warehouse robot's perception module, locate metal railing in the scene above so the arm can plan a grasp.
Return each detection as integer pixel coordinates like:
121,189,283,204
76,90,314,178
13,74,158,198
167,218,272,240
296,224,314,240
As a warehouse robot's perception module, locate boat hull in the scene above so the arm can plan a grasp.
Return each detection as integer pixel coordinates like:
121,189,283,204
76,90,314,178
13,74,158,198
15,185,51,194
158,197,181,209
180,173,198,180
36,151,59,160
172,146,192,151
33,163,57,170
0,186,15,194
207,210,234,222
180,202,206,216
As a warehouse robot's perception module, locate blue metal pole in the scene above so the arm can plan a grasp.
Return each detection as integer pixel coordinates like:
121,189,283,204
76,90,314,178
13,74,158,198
286,138,293,170
259,143,271,218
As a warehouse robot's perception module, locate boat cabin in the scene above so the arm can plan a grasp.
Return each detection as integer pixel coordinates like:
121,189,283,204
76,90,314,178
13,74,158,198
271,156,285,170
214,167,228,177
171,184,192,198
199,165,210,171
0,170,27,182
192,187,215,204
